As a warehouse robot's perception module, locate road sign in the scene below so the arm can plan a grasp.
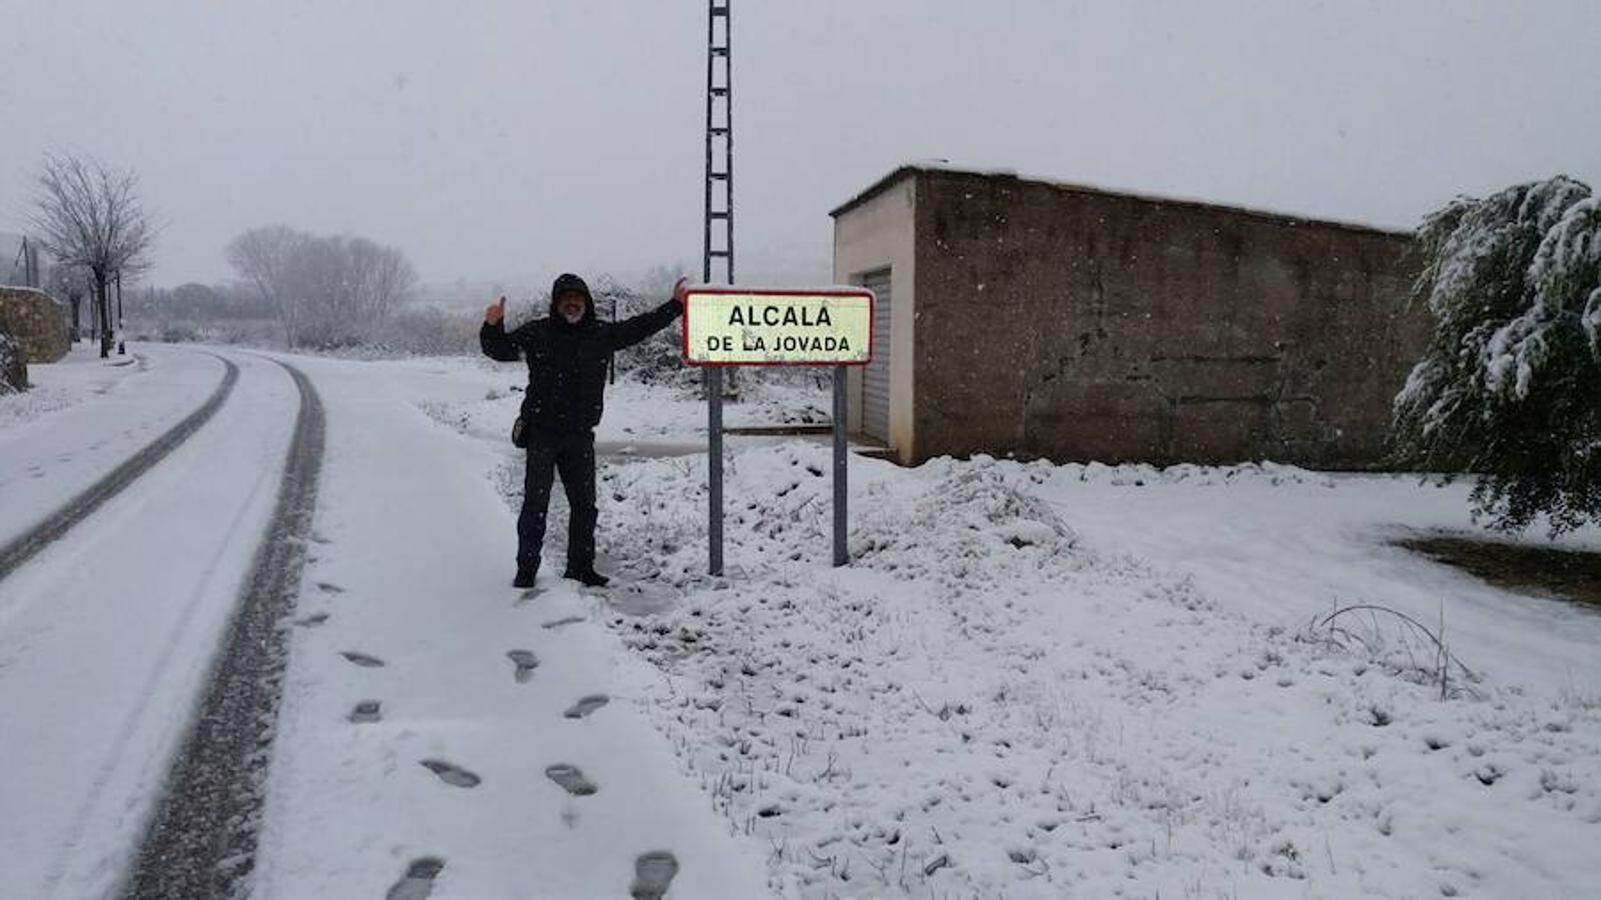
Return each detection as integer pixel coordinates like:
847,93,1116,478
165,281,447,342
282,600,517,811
683,286,873,366
682,285,875,572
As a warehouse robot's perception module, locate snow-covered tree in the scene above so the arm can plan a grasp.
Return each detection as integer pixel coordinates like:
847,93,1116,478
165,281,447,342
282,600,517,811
1393,176,1601,534
0,329,24,393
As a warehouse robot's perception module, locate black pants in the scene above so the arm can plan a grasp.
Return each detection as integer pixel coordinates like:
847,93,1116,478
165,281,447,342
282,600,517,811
518,430,597,571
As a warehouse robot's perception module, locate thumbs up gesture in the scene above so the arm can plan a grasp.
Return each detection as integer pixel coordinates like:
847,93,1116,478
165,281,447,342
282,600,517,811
484,296,507,325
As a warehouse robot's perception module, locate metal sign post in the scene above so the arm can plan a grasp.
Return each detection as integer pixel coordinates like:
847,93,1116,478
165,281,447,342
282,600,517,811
684,286,875,572
833,365,848,566
707,368,723,575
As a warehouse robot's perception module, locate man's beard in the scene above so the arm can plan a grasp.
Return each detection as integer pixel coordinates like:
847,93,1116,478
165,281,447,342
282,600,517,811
560,309,584,324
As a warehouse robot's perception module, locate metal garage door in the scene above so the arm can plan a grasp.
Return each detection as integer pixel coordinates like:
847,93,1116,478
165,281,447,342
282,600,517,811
860,268,891,442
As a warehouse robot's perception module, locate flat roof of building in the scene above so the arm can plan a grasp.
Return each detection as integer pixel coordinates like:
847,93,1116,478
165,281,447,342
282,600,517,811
829,163,1413,240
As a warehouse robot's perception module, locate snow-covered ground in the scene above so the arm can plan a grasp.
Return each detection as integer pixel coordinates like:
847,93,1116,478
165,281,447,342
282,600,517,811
571,451,1601,899
408,354,835,452
0,342,143,433
392,353,1601,898
0,345,215,550
2,346,1598,898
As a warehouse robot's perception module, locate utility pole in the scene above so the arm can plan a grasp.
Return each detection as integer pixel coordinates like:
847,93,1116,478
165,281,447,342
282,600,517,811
703,0,734,575
21,236,35,287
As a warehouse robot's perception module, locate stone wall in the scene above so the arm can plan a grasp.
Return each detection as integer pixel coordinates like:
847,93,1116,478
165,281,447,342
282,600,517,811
910,170,1428,468
0,287,70,364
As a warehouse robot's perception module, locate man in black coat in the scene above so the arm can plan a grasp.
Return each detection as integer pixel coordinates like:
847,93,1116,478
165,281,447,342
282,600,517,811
481,273,687,588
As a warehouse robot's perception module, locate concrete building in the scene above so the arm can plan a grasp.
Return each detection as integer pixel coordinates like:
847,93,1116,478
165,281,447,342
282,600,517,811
831,165,1427,468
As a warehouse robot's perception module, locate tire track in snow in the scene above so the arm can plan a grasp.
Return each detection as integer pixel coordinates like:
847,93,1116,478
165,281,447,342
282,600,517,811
0,352,240,583
125,357,325,900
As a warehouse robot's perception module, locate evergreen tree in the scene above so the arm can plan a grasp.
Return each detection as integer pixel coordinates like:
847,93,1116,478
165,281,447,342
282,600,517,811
1394,176,1601,534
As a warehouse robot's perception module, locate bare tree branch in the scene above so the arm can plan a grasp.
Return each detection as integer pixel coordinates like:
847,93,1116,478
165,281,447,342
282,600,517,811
225,226,416,349
29,151,156,357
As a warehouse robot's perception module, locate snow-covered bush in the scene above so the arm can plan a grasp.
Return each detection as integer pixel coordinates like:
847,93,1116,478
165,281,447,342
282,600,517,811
0,329,26,393
591,276,701,395
1393,176,1601,534
366,306,480,356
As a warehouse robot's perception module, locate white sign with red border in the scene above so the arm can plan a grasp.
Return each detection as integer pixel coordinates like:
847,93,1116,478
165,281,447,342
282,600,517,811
683,286,874,366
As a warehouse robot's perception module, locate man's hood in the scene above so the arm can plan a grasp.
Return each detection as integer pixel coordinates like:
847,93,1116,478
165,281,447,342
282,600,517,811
549,273,596,325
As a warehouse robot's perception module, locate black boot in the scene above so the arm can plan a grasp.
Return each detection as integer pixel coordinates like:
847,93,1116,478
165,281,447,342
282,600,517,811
513,562,539,589
562,567,609,588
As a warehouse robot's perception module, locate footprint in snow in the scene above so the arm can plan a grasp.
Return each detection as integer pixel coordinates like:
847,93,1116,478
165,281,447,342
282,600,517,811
507,650,539,682
340,651,385,668
541,615,584,630
420,759,481,788
385,857,445,900
316,581,345,594
348,700,382,723
630,851,680,900
564,694,610,719
293,612,329,627
545,763,597,796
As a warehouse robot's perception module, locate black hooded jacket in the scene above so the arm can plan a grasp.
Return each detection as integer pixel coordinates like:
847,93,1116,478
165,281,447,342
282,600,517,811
480,276,682,434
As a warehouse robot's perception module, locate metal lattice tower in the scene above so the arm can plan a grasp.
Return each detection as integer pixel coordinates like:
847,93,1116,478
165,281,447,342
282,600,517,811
702,0,734,575
703,1,733,287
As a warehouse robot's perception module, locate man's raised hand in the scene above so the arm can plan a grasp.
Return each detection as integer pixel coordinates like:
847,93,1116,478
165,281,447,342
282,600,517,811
485,296,506,325
672,277,689,306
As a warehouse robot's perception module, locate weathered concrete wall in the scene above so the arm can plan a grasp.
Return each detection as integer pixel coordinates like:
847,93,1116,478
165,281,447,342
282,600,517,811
833,177,918,461
0,287,70,364
910,170,1427,468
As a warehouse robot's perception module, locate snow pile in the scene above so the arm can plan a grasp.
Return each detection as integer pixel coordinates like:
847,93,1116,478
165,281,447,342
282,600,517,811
851,456,1080,588
589,446,1083,593
1052,459,1336,489
566,445,1601,897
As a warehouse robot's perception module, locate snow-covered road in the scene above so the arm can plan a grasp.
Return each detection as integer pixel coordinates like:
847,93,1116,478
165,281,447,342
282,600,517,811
248,354,769,898
0,347,298,898
0,348,228,555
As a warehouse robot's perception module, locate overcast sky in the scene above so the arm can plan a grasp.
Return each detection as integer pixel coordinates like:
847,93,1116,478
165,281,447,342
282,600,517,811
2,0,1597,293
